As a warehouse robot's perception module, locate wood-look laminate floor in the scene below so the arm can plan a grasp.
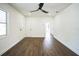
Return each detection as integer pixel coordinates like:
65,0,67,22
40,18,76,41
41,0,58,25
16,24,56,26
2,36,78,56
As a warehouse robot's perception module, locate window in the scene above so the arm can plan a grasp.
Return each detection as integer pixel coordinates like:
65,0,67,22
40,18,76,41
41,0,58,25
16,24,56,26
0,10,7,36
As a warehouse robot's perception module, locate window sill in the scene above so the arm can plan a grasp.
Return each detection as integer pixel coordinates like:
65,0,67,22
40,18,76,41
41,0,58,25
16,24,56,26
0,35,7,40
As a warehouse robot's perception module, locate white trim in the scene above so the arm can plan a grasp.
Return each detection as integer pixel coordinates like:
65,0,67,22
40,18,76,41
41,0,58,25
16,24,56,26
0,9,7,37
53,34,79,55
0,37,24,56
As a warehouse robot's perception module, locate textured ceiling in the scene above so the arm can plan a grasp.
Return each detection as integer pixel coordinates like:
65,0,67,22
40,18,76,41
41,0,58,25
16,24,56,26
10,3,71,17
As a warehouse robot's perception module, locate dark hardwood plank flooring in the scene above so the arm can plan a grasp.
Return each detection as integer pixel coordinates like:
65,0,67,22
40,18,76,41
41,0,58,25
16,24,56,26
2,36,78,56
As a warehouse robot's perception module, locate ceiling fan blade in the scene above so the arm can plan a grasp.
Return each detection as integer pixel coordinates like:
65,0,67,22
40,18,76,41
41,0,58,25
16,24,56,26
31,3,44,12
31,9,39,12
41,9,48,13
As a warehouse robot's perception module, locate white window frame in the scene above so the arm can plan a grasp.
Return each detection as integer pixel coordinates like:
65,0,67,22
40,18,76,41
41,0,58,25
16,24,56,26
0,9,7,39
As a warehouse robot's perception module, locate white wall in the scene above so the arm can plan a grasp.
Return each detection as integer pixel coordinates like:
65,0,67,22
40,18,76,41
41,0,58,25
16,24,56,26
25,16,53,37
0,4,26,55
53,4,79,55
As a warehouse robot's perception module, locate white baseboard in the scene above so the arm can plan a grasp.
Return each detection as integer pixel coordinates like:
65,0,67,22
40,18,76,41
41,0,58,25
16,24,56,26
53,34,79,55
0,37,24,56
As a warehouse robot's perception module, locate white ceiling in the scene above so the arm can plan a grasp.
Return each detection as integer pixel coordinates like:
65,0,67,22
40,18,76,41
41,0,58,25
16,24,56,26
10,3,71,17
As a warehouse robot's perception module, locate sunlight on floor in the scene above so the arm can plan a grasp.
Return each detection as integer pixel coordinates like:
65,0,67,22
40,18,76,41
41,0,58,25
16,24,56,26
43,22,53,51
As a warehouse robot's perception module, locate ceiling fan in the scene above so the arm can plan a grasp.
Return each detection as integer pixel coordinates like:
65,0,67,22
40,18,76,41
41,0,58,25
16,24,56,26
31,3,48,13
